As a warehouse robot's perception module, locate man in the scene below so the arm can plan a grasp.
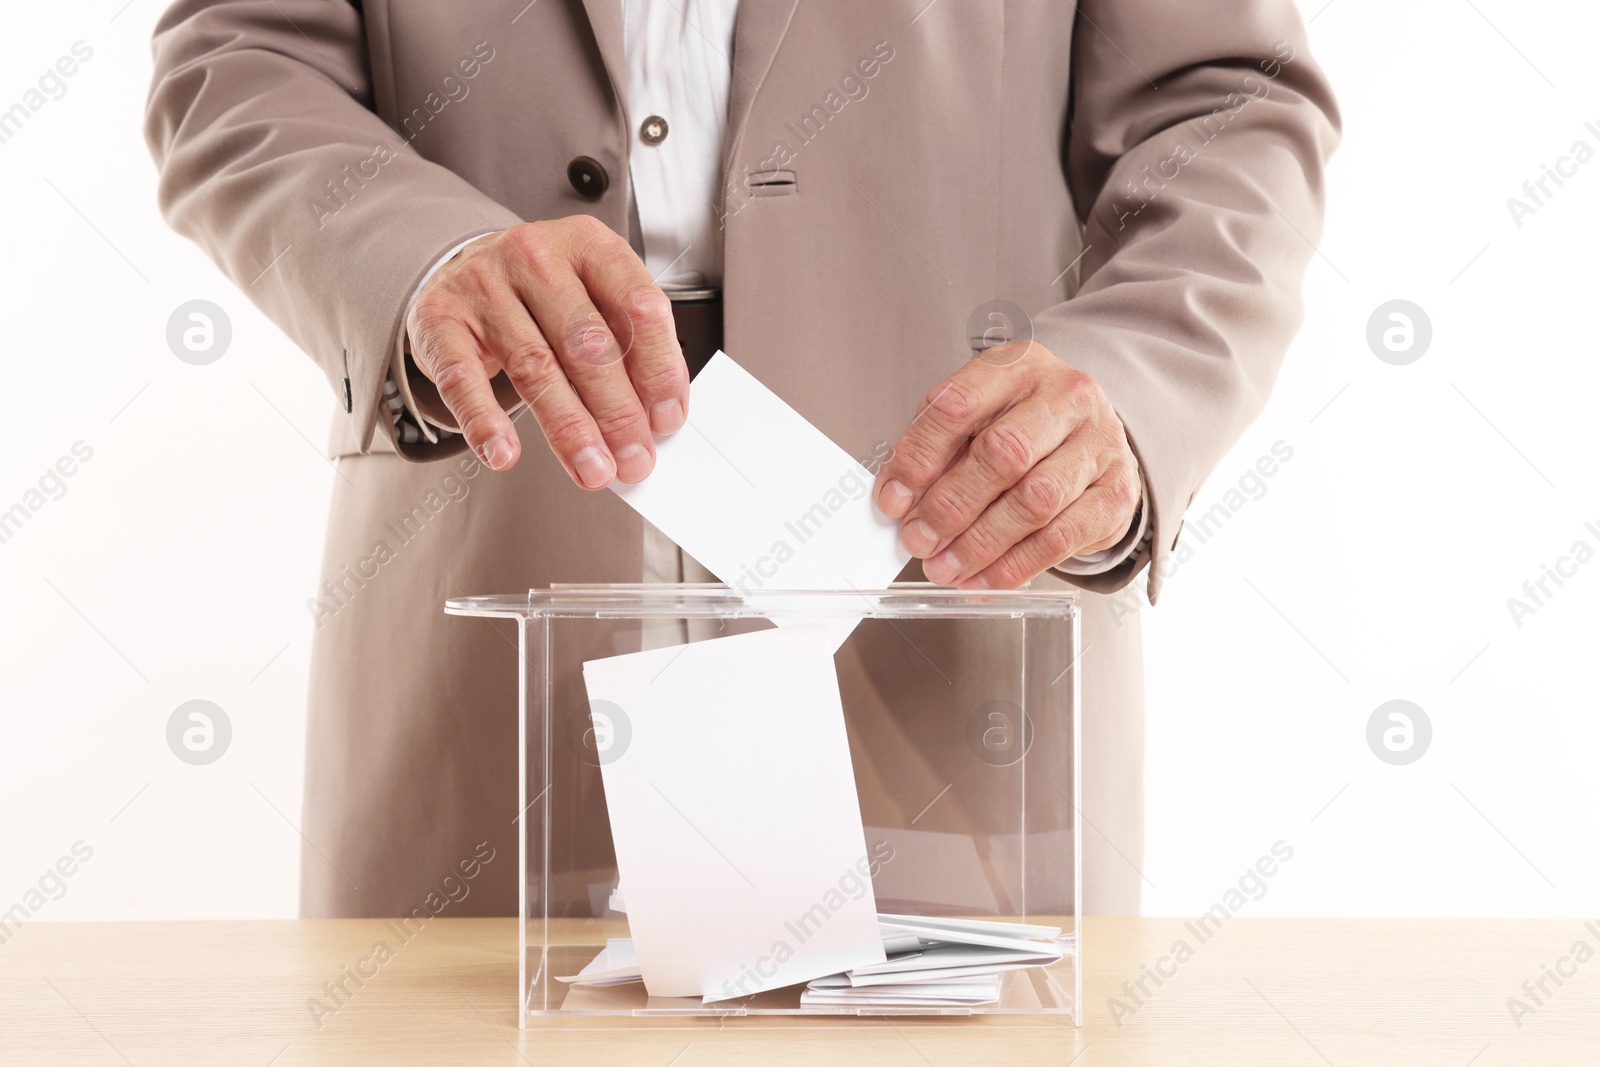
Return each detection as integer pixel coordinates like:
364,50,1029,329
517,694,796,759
146,0,1337,918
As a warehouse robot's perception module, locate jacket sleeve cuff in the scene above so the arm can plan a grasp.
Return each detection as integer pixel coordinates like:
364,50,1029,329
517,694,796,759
385,232,498,447
382,231,533,462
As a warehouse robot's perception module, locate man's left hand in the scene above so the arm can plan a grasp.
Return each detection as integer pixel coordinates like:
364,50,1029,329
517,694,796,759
873,341,1142,589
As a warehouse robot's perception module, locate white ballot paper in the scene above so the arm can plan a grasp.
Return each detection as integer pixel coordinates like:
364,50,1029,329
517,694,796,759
612,351,910,649
582,623,888,999
554,914,1071,1005
554,938,641,986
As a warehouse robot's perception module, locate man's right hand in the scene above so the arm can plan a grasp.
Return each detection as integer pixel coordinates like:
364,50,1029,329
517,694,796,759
404,216,689,488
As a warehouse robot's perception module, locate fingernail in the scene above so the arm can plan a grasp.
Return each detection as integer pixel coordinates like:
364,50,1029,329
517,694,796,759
878,479,913,518
481,434,514,471
613,443,654,483
573,446,613,488
960,573,990,590
650,398,685,434
924,549,961,585
901,519,939,557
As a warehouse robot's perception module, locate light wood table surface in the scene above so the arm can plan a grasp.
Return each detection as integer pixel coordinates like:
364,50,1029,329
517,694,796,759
3,917,1596,1064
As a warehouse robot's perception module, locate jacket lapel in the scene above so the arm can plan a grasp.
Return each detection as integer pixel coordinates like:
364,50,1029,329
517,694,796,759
579,0,630,117
721,0,804,182
577,0,802,202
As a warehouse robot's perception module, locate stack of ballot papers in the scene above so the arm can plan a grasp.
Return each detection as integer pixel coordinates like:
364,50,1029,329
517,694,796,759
555,915,1072,1009
800,914,1070,1008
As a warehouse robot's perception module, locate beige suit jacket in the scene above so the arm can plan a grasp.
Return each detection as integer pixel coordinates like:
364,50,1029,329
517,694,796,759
146,0,1337,917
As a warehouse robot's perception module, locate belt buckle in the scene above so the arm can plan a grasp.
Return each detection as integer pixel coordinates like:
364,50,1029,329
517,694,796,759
665,285,721,306
665,286,723,379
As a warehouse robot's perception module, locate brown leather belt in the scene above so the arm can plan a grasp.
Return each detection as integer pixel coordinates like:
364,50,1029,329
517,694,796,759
667,286,723,381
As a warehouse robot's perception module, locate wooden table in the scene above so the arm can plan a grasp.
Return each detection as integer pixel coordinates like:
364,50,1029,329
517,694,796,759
3,917,1596,1064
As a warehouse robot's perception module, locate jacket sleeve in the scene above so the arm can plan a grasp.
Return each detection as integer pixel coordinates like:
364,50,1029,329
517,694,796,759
144,0,522,455
1039,0,1340,601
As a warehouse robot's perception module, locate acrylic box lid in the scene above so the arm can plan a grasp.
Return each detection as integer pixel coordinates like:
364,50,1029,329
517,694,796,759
444,582,1078,621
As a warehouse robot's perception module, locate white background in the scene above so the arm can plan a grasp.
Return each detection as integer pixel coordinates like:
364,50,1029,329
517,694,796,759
1,0,1595,924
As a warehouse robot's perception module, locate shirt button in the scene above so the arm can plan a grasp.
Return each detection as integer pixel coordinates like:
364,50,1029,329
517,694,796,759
639,115,669,146
567,156,609,198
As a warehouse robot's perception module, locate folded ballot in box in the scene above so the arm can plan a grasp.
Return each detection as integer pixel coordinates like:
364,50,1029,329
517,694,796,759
799,915,1074,1008
449,583,1082,1029
558,914,1075,1012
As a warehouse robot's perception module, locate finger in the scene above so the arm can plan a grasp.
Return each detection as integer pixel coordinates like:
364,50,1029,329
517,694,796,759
1075,512,1135,556
897,395,1071,562
920,440,1101,585
567,221,689,434
961,479,1133,590
505,225,657,483
873,360,1022,521
471,284,616,490
407,308,520,471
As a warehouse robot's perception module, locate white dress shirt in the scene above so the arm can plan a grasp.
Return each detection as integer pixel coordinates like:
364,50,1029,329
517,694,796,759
621,0,739,288
387,0,1145,576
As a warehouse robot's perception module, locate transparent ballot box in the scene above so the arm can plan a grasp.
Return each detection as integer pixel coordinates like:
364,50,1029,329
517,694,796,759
445,584,1081,1028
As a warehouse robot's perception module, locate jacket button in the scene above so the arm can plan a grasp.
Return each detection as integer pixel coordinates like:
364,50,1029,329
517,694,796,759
567,156,609,198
